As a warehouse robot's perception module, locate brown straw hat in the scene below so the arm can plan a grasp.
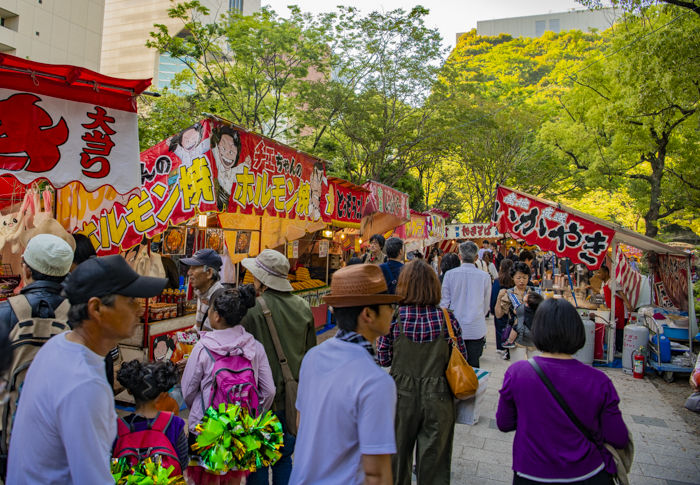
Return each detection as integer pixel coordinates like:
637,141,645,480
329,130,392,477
324,264,402,308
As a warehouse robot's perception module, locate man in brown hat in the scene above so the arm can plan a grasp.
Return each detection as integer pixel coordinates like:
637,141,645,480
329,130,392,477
241,249,315,485
289,264,401,485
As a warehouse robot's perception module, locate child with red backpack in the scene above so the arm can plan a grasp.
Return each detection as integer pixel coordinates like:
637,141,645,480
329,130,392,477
112,360,189,475
181,285,275,485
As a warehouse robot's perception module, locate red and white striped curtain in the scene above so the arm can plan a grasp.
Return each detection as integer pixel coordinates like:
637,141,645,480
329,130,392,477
615,251,643,309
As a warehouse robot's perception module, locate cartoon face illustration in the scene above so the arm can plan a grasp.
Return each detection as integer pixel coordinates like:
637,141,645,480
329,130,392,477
212,126,242,171
181,127,200,151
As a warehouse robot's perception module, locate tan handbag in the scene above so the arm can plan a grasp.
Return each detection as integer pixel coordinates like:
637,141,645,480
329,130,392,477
442,308,479,399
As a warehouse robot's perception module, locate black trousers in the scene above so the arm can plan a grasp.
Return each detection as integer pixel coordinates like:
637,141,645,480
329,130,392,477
464,337,485,368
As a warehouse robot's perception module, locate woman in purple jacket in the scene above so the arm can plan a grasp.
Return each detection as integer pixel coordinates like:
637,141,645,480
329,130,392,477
496,298,629,484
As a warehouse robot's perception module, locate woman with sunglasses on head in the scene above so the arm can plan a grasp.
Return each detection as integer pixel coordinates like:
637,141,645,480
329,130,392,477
376,260,468,485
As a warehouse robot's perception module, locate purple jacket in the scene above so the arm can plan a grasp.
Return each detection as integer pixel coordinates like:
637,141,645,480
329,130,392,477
181,325,275,432
496,356,629,480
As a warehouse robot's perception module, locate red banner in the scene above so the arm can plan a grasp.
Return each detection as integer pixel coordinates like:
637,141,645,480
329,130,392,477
396,211,428,241
656,254,689,311
67,121,218,254
218,124,327,223
0,54,149,194
493,186,614,269
323,177,368,227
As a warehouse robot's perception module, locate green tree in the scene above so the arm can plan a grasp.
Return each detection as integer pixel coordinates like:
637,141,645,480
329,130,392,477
146,1,331,139
578,0,700,17
539,6,700,237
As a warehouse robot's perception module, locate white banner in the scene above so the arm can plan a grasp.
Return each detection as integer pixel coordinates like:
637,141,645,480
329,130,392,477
445,223,499,239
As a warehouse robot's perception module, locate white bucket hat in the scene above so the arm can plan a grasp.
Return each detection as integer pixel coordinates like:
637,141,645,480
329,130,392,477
241,249,293,292
23,233,74,277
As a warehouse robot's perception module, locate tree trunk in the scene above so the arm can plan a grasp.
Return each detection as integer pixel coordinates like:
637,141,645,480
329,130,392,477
642,133,668,238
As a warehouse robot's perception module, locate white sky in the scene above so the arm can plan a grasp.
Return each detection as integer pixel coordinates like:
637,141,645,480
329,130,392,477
263,0,584,51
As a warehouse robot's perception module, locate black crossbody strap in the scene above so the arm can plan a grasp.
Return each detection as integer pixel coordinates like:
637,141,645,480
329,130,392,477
527,358,597,444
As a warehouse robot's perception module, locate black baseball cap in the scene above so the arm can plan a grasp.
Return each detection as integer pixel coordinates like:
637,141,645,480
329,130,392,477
63,255,168,304
180,249,222,271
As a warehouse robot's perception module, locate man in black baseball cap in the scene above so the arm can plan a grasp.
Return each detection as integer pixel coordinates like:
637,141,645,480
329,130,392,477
7,255,166,484
180,249,223,332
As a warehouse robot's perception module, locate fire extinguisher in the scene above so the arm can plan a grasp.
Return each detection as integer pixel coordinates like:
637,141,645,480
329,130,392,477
632,347,645,379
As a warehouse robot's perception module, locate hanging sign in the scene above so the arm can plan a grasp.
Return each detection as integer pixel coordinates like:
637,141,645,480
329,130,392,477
397,212,428,241
68,120,218,254
319,239,329,257
323,178,369,227
655,254,689,311
445,223,499,239
493,186,614,270
215,122,328,222
425,212,446,245
0,53,149,193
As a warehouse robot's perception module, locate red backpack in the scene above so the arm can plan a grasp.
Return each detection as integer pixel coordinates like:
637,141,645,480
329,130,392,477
201,345,261,416
113,412,182,475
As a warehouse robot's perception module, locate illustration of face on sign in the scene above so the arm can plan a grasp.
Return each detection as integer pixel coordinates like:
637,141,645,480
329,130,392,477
309,162,324,221
211,126,244,211
167,122,210,172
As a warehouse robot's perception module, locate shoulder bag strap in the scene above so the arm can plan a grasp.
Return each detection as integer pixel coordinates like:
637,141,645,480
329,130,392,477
527,358,597,444
442,307,457,346
257,296,296,384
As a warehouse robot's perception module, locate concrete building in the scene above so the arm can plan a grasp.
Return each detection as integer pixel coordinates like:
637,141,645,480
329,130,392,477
100,0,260,86
457,7,621,41
0,0,105,71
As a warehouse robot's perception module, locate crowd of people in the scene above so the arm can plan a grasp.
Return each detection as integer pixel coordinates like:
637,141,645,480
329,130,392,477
0,232,635,485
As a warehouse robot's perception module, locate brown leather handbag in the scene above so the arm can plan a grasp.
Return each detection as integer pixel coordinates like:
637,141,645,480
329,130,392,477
442,308,479,399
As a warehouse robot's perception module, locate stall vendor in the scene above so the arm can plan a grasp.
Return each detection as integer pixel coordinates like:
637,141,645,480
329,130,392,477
597,266,632,353
180,249,223,332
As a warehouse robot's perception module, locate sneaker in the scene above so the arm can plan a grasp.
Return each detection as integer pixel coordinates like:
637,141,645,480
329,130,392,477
502,350,510,360
502,341,516,349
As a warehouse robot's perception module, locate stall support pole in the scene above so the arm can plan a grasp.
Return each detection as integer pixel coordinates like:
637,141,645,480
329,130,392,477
325,250,330,285
608,240,618,364
688,255,696,354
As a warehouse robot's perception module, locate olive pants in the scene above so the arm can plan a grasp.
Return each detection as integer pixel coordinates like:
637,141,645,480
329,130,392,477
393,386,455,485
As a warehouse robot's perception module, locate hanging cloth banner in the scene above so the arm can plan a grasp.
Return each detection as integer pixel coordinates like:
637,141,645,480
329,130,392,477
64,120,218,254
655,254,689,312
425,210,447,246
216,121,328,223
323,177,369,228
0,53,149,194
445,223,500,240
360,181,410,238
396,211,428,241
493,186,614,270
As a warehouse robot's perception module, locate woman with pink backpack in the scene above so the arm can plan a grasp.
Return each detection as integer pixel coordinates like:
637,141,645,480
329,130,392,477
181,285,275,485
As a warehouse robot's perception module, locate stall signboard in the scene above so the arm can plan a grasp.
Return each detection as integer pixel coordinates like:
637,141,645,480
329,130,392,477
68,121,218,254
445,223,499,239
655,254,689,311
425,212,446,245
493,186,614,270
0,53,149,194
363,181,410,221
217,121,328,223
324,178,369,227
398,212,428,241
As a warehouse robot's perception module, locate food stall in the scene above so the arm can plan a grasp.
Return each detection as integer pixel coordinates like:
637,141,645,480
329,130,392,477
324,177,370,266
360,181,411,239
493,185,697,372
0,53,148,295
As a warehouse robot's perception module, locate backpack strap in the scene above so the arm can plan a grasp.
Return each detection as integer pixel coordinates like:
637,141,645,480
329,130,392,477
8,295,33,323
150,412,173,433
53,300,71,321
117,417,132,438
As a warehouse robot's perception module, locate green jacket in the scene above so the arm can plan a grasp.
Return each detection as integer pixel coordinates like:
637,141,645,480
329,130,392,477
242,289,316,412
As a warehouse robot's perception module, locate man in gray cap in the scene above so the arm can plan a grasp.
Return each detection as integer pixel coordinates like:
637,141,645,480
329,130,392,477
180,248,223,332
242,249,315,485
7,255,167,485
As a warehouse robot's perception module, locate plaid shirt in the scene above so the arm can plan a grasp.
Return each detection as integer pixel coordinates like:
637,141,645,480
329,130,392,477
376,305,468,367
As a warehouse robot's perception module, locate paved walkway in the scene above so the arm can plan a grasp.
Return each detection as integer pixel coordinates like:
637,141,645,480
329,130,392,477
448,319,700,485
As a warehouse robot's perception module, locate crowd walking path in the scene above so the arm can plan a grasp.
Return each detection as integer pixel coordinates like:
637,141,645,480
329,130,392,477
446,318,700,485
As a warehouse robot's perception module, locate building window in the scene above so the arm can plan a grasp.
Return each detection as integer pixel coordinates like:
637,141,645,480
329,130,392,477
535,20,546,37
549,19,560,33
157,53,196,92
229,0,243,13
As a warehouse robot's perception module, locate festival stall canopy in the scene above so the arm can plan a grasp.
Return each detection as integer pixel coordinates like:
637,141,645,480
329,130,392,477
0,53,150,199
360,181,410,238
323,177,370,229
60,118,330,256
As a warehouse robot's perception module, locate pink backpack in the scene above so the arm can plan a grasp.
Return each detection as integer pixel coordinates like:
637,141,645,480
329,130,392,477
201,345,261,416
113,412,182,475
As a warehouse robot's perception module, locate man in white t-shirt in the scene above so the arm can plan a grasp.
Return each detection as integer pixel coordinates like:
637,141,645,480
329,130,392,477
7,255,166,485
290,264,401,485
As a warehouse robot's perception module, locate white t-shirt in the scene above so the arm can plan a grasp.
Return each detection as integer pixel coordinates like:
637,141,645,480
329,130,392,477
290,338,397,485
7,333,116,485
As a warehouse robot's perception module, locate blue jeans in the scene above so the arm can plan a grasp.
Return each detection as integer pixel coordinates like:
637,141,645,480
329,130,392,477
247,412,296,485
